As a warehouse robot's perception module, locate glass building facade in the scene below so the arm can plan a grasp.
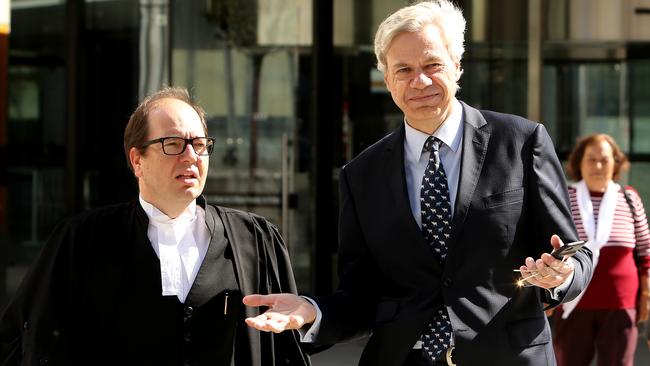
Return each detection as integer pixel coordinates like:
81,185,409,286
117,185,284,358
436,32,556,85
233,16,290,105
2,0,650,307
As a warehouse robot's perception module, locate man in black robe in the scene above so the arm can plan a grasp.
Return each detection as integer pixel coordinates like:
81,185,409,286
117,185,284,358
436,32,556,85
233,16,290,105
0,86,310,366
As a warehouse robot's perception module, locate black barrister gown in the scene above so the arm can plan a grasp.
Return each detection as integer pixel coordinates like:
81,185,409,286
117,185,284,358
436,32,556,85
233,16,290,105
0,196,310,366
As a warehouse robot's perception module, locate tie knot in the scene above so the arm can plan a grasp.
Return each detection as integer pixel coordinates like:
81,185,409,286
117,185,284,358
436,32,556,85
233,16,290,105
423,136,441,154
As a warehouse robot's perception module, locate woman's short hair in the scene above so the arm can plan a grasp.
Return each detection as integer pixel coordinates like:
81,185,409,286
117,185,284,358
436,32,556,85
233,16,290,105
123,86,207,173
374,0,466,73
566,133,630,181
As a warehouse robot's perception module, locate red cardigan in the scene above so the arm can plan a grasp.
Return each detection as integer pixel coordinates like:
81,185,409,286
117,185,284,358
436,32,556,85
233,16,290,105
568,186,650,310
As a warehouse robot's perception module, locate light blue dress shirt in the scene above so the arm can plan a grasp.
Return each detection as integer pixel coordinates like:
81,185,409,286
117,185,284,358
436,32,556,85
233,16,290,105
404,99,464,226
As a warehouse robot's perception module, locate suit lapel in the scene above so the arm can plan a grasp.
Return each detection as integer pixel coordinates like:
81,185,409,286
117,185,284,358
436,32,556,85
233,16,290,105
127,201,171,299
185,200,233,307
216,205,260,297
385,125,429,238
447,102,490,261
385,124,439,267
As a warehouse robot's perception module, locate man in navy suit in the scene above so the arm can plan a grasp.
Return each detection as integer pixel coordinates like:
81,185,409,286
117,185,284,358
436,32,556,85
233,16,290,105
244,1,592,365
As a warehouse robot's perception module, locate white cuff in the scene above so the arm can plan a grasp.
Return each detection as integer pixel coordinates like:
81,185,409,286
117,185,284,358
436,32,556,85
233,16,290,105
297,296,322,343
547,264,575,299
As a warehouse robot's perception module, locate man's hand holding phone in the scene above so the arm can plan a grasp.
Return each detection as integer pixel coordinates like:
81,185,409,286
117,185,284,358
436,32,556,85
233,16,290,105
516,235,582,289
550,240,587,259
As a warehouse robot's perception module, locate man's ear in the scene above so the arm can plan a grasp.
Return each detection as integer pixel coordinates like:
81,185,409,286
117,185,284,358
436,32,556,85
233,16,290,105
454,62,462,81
129,147,144,178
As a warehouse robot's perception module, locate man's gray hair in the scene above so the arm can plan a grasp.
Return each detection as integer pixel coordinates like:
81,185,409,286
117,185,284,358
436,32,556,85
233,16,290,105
374,0,466,73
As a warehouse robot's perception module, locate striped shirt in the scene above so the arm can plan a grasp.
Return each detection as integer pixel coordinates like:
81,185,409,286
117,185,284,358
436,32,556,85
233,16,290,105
568,185,650,310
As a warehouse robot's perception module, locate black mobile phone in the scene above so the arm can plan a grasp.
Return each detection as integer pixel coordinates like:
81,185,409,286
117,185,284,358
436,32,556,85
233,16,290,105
550,240,587,259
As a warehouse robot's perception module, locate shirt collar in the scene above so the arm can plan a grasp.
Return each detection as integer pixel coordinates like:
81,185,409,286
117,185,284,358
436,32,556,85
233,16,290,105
404,98,463,158
138,195,197,225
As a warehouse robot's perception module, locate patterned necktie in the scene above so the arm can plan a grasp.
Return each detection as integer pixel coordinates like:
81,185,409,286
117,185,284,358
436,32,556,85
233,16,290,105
420,136,453,363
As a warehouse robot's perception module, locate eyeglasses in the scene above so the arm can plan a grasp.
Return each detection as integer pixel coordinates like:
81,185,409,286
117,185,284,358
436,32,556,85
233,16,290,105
141,137,215,156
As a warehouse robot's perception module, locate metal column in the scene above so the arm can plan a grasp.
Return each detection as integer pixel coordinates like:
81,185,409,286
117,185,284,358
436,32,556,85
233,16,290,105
311,0,335,295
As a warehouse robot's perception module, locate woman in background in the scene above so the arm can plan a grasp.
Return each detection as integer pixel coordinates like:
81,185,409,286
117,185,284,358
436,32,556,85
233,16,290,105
554,133,650,366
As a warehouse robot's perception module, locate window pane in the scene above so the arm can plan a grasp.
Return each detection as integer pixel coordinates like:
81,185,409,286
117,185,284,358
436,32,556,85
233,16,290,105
579,63,629,150
628,162,650,208
630,60,650,154
542,62,629,152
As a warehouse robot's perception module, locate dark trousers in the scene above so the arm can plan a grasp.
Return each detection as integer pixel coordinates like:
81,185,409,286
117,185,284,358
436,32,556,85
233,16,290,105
553,308,638,366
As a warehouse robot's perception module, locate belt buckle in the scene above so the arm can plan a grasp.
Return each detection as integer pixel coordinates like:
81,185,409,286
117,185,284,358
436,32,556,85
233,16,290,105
445,346,456,366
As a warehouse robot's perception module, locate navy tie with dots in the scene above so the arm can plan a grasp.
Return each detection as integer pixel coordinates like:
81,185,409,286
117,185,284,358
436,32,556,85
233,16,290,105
420,136,453,363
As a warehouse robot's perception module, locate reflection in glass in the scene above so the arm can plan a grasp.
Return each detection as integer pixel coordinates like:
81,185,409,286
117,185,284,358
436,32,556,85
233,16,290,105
543,62,629,152
578,63,629,150
630,60,650,154
629,162,650,208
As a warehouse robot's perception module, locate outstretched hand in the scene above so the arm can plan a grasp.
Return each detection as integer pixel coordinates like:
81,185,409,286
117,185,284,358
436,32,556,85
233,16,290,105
243,293,317,333
518,234,575,289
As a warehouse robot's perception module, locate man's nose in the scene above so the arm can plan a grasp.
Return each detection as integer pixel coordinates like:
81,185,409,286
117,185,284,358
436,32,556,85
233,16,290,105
180,142,199,161
410,71,433,88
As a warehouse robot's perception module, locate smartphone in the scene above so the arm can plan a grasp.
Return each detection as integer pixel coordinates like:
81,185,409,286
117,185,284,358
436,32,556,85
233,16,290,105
550,240,587,259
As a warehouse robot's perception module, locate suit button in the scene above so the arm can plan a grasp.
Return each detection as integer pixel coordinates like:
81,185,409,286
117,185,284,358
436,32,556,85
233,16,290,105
39,358,48,365
184,333,191,342
443,277,452,287
184,306,194,316
23,321,30,329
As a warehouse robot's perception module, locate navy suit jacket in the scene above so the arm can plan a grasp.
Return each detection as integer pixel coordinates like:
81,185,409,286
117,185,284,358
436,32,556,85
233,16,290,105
315,101,593,365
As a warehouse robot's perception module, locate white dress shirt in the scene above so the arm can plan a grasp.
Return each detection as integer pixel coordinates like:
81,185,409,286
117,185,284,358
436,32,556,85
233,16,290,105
139,196,210,303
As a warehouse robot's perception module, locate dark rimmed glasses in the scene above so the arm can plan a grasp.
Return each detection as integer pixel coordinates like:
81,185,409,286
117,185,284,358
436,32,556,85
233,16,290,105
141,137,215,156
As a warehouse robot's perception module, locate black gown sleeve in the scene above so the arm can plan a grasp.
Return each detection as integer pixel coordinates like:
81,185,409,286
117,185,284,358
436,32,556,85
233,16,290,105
220,206,310,366
253,216,311,366
0,218,83,365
